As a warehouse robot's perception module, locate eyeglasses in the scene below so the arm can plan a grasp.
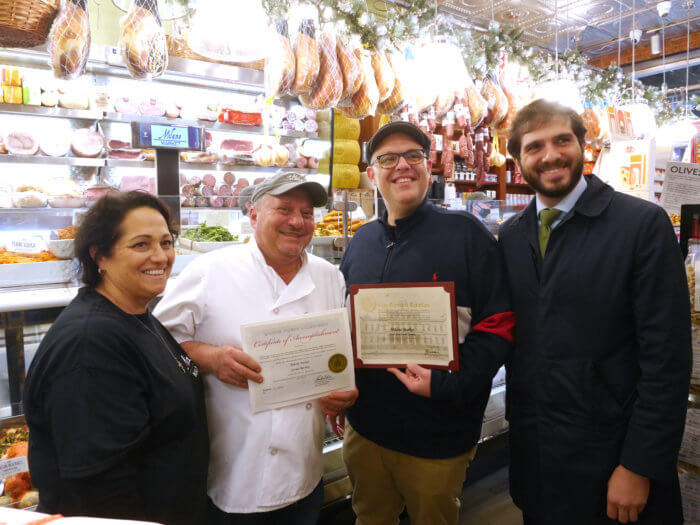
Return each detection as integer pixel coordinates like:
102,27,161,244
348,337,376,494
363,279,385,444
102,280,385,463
372,149,428,169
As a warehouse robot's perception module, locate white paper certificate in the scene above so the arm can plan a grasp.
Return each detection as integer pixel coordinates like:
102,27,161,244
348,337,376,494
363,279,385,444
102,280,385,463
350,283,459,369
242,308,355,413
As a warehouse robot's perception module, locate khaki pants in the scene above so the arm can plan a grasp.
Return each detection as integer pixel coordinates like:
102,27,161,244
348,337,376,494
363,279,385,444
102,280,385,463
343,422,477,525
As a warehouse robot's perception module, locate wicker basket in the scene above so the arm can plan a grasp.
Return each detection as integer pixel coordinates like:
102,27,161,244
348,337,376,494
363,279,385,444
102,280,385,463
0,0,60,48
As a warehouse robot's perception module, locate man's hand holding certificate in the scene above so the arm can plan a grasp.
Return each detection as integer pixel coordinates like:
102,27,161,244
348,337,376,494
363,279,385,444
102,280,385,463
241,309,356,413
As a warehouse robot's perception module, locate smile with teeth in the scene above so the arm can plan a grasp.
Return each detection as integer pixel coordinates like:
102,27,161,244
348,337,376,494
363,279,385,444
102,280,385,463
395,177,414,183
143,269,165,275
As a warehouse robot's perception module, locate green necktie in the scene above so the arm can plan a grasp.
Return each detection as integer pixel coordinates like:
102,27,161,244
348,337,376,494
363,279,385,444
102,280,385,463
538,208,562,259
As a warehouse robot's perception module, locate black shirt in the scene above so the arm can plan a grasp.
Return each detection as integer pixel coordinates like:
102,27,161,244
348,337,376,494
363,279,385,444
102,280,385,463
23,287,209,524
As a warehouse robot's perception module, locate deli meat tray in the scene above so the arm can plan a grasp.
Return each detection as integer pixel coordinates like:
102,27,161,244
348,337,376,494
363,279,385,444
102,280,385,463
0,508,161,524
0,261,74,288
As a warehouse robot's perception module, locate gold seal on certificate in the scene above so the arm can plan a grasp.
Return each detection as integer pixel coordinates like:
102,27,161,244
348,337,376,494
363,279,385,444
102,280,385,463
328,353,348,373
349,282,459,370
241,309,355,412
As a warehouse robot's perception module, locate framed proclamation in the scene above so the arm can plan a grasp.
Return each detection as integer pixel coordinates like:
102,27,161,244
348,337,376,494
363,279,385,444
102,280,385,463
349,282,459,370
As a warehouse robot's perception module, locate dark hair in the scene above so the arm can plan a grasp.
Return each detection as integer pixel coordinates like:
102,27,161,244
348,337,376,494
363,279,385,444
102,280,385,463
75,191,178,288
507,99,587,161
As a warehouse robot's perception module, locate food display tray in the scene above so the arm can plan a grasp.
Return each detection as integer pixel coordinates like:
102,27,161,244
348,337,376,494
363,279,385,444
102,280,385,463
0,261,74,288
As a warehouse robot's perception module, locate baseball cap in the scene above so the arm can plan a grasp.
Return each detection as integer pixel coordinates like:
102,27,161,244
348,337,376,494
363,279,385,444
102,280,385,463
251,171,327,207
238,184,255,216
365,121,431,164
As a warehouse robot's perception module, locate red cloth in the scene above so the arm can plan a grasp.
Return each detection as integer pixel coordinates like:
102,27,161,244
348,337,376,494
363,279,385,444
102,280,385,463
472,311,515,343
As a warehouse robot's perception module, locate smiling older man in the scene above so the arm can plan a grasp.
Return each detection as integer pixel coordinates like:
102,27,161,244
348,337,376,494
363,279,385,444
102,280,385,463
336,122,515,525
155,172,358,525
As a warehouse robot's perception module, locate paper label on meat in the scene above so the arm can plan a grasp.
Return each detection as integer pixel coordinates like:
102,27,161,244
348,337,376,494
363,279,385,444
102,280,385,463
0,456,28,478
435,135,443,152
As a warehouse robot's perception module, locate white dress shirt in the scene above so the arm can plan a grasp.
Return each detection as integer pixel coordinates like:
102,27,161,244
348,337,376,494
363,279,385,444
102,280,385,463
154,241,346,513
535,174,587,229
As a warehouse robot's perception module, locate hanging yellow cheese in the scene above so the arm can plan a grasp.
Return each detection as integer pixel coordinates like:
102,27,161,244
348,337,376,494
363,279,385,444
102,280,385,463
319,156,330,174
333,139,361,165
333,113,361,140
332,163,361,189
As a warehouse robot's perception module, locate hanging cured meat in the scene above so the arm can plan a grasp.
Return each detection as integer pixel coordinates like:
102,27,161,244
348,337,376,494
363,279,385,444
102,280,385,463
119,0,168,80
371,48,395,103
264,19,295,99
377,52,405,115
291,19,320,96
48,0,91,80
336,37,362,102
300,30,343,110
481,75,509,129
337,50,379,119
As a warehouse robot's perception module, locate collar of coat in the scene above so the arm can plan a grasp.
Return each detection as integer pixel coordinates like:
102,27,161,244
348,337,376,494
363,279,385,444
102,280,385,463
516,174,614,225
378,195,432,231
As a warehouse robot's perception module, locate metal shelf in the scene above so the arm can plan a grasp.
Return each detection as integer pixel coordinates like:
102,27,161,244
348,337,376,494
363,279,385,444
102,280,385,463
103,112,318,140
106,158,154,169
0,155,104,167
103,112,265,134
179,163,318,174
0,207,86,213
0,103,102,121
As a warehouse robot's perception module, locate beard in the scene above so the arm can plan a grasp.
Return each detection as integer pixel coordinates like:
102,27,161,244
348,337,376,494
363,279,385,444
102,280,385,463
520,153,584,199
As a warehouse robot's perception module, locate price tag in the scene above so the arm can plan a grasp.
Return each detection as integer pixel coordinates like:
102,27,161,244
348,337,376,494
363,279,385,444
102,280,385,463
0,456,28,479
9,236,45,254
435,135,443,152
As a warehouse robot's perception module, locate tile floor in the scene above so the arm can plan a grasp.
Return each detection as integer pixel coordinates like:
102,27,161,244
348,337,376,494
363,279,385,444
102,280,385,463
457,467,522,524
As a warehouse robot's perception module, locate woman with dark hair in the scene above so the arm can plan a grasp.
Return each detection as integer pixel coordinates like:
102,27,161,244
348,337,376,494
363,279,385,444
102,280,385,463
23,191,209,525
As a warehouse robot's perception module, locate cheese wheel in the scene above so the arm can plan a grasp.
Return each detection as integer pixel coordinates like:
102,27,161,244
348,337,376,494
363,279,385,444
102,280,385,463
333,112,361,140
333,139,361,165
332,164,361,189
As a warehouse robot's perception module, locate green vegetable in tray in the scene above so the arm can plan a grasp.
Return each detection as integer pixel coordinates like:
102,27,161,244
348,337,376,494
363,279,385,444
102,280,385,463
183,222,238,242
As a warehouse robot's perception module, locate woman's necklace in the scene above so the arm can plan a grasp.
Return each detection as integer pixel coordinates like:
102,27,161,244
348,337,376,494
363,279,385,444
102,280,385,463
96,288,198,377
132,314,198,377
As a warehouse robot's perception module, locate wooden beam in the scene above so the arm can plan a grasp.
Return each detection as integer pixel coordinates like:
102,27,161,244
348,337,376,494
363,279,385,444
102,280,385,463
588,32,700,69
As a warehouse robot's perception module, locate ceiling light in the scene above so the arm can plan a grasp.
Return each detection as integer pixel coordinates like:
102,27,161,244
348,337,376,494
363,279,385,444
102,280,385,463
651,34,661,54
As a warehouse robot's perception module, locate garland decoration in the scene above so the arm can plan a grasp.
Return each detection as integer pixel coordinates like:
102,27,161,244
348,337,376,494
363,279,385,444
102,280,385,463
261,0,436,48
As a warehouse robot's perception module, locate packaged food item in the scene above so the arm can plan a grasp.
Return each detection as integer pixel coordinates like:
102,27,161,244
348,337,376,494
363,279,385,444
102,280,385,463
21,74,41,106
2,69,21,87
300,30,343,110
264,19,295,99
119,0,168,80
39,135,71,157
371,48,395,103
377,52,405,116
481,75,509,129
12,190,48,208
337,36,362,102
337,49,379,119
71,128,104,158
5,132,38,156
58,88,89,110
48,0,91,80
3,86,22,104
291,18,320,96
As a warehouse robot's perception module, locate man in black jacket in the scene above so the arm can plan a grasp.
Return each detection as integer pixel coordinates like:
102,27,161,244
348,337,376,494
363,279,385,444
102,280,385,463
337,121,515,524
499,99,692,525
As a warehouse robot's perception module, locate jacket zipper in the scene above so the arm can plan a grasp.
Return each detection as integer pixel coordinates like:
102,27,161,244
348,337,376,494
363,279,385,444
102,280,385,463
381,233,397,281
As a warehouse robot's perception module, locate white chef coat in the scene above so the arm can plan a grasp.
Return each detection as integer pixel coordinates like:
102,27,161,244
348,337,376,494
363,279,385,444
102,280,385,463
154,240,346,513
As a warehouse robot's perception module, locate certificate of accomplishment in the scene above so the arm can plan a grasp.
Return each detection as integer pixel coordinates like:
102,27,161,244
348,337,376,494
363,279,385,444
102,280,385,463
242,309,355,413
349,282,459,370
